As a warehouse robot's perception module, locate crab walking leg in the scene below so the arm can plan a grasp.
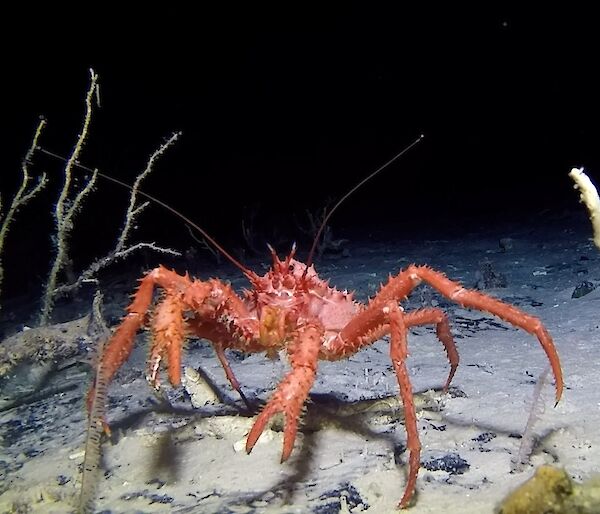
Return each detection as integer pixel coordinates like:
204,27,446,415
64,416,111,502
185,319,255,410
87,266,214,412
375,302,419,509
327,307,458,389
337,265,563,403
404,308,459,391
147,294,186,388
409,265,564,403
328,304,459,391
100,277,155,384
246,324,322,461
92,267,202,393
86,274,155,413
214,343,252,409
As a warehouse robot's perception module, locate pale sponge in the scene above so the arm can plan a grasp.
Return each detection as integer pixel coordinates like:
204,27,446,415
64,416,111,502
569,167,600,249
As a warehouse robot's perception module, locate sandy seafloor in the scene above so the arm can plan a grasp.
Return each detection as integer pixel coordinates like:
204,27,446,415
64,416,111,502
1,213,599,514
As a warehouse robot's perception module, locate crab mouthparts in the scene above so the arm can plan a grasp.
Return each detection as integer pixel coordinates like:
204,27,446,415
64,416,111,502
259,306,287,347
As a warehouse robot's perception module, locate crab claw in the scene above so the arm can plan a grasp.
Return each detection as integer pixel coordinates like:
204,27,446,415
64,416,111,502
246,325,321,462
245,375,309,462
245,401,299,462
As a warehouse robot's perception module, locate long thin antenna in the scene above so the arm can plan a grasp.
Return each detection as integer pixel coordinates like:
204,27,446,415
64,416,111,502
37,147,253,276
40,135,424,275
305,134,424,268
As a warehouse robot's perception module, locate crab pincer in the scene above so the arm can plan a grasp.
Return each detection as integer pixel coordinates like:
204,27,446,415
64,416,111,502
246,325,322,461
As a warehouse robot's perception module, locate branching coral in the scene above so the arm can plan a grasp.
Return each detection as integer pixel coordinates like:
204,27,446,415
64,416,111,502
0,118,48,310
37,69,179,324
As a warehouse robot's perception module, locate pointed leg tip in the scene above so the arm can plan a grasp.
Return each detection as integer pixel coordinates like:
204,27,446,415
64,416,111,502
239,391,255,413
553,383,563,407
442,379,452,394
245,430,260,454
280,441,293,463
397,489,415,509
246,409,272,454
245,441,256,454
397,498,410,510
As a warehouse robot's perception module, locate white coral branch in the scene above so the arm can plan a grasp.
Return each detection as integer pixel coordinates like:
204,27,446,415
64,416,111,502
569,167,600,249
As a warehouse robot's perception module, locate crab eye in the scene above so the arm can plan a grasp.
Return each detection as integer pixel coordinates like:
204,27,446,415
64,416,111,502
289,264,294,271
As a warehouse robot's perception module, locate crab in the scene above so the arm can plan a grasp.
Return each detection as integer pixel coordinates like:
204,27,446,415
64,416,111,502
91,242,563,508
87,136,563,509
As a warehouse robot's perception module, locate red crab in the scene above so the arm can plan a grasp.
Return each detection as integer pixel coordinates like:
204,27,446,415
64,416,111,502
92,243,563,508
88,138,563,508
